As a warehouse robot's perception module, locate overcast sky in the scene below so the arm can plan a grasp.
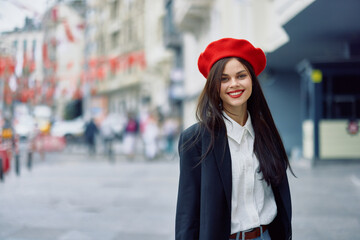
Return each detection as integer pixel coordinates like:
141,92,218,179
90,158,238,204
0,0,51,33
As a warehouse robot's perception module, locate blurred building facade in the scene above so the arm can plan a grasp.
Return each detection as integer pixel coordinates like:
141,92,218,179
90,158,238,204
170,0,360,161
264,0,360,162
85,0,173,122
0,18,44,116
171,0,314,153
42,2,86,120
2,0,359,162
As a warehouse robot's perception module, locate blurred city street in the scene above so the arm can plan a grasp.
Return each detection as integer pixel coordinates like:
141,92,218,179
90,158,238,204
0,144,359,240
1,1,360,239
0,146,179,240
289,160,360,239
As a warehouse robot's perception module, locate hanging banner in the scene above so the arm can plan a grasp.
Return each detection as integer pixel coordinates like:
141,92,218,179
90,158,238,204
63,20,75,42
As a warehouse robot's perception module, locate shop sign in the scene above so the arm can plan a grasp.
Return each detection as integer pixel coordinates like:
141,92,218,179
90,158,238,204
311,69,322,83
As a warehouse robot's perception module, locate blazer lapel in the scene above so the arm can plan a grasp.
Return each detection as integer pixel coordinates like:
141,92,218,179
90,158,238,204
213,127,232,212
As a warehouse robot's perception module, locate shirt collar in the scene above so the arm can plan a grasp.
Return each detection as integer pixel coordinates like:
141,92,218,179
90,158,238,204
223,111,255,143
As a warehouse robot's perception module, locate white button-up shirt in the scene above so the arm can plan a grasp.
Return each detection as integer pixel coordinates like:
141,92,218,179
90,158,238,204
223,111,277,234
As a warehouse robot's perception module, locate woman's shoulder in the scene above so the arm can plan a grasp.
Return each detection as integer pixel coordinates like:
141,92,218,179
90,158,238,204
179,123,204,157
180,122,203,140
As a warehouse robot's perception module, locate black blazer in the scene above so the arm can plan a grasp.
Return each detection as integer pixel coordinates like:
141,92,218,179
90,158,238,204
175,123,292,240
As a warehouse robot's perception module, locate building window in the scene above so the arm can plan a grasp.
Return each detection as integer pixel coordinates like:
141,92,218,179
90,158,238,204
111,31,120,49
32,39,37,54
111,0,119,19
128,20,133,42
322,74,360,119
125,0,134,11
98,35,105,55
12,40,18,50
23,39,27,52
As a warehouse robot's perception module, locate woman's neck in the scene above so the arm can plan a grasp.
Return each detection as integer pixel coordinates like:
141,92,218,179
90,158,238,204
224,108,248,126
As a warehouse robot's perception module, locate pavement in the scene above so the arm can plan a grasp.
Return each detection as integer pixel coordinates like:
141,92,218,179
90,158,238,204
0,147,360,240
0,149,179,240
289,159,360,239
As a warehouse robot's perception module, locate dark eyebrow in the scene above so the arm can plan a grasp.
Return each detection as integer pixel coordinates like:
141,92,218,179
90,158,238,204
222,70,247,76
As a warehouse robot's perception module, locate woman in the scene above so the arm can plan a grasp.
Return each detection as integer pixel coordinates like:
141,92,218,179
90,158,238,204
175,38,294,240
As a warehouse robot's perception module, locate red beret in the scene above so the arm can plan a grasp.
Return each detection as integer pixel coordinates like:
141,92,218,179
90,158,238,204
197,38,266,78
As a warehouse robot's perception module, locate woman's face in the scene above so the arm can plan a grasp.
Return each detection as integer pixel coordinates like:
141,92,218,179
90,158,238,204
219,58,252,114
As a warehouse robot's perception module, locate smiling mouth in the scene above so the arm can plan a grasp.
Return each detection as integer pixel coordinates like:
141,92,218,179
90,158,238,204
227,90,244,98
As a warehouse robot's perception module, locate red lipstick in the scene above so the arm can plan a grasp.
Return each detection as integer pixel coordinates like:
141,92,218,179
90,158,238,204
227,90,244,98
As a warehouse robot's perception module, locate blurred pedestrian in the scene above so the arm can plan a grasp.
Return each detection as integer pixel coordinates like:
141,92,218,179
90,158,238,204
142,113,159,160
123,112,139,159
84,118,98,155
162,116,179,155
1,117,14,145
100,114,115,159
176,38,295,240
1,117,17,161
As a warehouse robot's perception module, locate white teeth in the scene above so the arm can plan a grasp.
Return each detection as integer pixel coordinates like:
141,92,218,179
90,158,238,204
229,91,243,96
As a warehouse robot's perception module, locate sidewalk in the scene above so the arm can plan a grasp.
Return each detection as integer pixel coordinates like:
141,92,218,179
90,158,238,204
290,159,360,239
1,152,359,240
0,153,179,240
61,138,179,163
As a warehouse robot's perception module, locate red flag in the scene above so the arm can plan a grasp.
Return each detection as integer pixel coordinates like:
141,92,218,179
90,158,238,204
0,57,5,76
63,20,75,42
128,54,135,66
109,57,119,73
137,51,146,69
67,62,73,69
29,60,36,72
42,43,48,62
77,23,86,30
97,66,105,80
89,58,97,68
52,7,58,22
9,58,15,74
23,51,28,69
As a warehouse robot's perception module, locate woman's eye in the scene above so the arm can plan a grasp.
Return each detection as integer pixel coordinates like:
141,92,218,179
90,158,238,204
238,74,247,79
221,77,228,81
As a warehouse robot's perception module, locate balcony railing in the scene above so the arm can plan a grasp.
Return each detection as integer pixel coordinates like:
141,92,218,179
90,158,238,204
173,0,214,33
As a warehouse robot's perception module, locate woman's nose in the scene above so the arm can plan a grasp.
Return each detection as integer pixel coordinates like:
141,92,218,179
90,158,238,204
229,77,240,87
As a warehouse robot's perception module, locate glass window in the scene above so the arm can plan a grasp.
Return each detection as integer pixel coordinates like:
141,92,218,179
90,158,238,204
322,74,360,119
13,40,18,50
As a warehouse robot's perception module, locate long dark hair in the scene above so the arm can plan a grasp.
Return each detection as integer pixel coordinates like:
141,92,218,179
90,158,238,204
196,57,294,185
